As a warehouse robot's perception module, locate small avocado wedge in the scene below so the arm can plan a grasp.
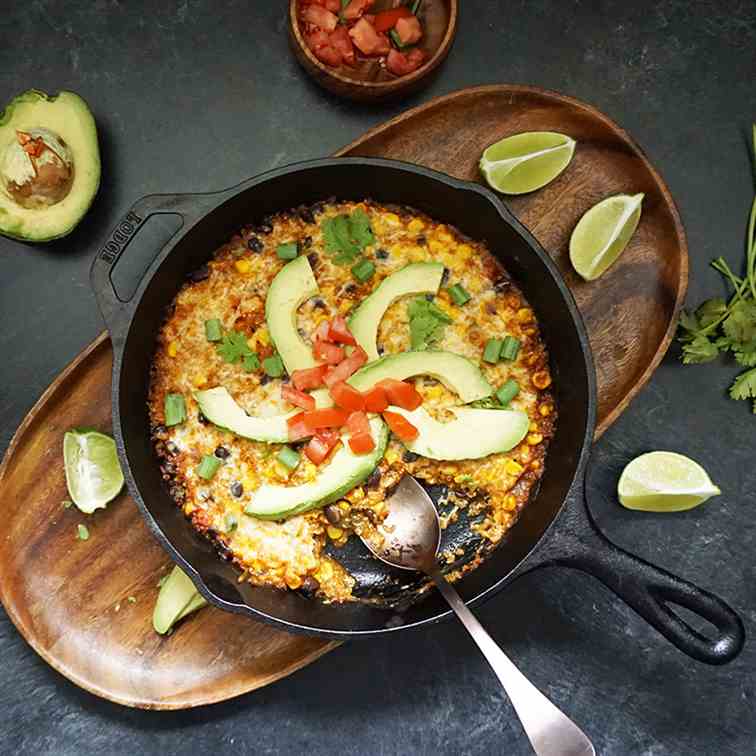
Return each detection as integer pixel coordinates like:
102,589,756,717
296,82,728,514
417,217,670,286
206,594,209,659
386,405,529,460
348,351,492,403
0,89,100,241
195,386,331,443
245,416,388,520
265,255,319,374
153,565,208,635
349,262,445,361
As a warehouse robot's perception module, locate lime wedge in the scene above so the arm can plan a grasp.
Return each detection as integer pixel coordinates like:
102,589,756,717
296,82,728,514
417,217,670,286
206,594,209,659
618,451,721,512
570,193,643,280
63,428,124,514
479,131,576,195
153,565,208,634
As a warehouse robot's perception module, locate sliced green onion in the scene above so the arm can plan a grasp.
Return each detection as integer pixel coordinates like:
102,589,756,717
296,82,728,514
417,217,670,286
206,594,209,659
277,446,300,470
204,318,223,342
448,283,471,306
276,242,298,260
263,354,285,378
389,29,405,49
483,338,502,364
76,523,89,541
496,379,520,407
197,454,221,480
164,393,187,426
224,514,238,533
243,353,260,373
500,335,521,362
351,258,375,282
410,0,422,14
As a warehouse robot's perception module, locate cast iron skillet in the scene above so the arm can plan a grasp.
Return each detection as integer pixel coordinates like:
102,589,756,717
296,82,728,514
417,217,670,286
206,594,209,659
90,157,744,663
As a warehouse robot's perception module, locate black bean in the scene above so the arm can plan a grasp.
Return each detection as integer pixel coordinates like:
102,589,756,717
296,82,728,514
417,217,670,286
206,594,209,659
161,460,177,475
402,450,420,463
188,264,210,282
307,252,319,269
493,276,511,293
198,412,209,425
312,297,326,310
214,446,230,459
324,505,342,525
299,575,320,598
152,424,167,436
375,248,389,260
343,283,356,295
247,236,263,253
165,441,178,455
260,374,271,386
230,481,243,498
298,206,316,224
416,235,427,246
366,468,382,489
440,267,450,287
302,235,313,248
425,293,434,302
377,346,385,356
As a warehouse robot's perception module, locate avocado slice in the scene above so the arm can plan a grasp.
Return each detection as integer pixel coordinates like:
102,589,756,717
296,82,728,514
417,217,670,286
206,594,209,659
0,90,100,241
349,262,445,361
386,405,529,460
348,351,493,403
195,386,331,443
153,565,208,635
245,416,388,520
265,255,319,374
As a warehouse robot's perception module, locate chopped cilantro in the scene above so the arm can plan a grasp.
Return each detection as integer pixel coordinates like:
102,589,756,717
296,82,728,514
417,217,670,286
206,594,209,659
216,329,255,365
408,297,452,350
322,210,375,265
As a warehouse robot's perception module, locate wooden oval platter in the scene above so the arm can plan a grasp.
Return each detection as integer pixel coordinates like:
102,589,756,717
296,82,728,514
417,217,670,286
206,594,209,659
0,85,687,709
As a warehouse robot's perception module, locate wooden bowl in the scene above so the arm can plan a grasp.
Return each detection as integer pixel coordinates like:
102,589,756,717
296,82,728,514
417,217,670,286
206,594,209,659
288,0,458,102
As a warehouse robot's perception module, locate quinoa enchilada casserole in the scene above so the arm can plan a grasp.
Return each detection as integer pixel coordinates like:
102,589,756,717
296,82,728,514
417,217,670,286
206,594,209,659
149,199,555,604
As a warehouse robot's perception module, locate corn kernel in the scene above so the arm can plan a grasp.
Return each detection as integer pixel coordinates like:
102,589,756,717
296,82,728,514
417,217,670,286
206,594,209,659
339,299,352,314
516,308,534,323
167,340,178,357
235,259,251,274
274,461,291,479
505,460,524,476
527,433,544,446
246,336,257,350
193,374,207,388
529,421,538,433
539,404,553,417
504,495,517,511
316,560,333,581
457,244,473,260
530,460,542,471
326,525,344,541
384,212,400,225
386,450,400,465
285,573,303,590
407,218,425,232
256,327,269,346
532,371,552,390
428,239,445,255
349,486,364,502
338,500,351,514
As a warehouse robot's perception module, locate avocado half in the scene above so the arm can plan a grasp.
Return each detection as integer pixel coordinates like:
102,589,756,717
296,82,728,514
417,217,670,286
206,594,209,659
0,89,100,242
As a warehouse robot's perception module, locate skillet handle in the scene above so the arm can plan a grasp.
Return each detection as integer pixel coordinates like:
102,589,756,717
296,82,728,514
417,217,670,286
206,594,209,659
538,485,745,665
89,193,212,345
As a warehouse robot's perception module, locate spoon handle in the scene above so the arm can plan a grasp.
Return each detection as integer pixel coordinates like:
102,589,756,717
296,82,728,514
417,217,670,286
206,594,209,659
428,569,595,756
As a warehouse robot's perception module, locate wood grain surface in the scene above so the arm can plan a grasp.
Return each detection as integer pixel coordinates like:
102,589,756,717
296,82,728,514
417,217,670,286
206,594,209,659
0,85,687,709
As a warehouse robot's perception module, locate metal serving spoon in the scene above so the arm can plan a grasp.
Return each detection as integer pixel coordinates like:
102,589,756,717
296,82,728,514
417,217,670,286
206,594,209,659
361,475,595,756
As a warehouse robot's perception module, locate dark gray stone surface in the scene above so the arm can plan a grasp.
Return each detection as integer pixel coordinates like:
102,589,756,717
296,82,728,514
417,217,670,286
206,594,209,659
1,1,754,754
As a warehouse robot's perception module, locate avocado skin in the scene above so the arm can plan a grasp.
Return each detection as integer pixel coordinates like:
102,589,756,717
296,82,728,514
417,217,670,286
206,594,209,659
0,89,101,242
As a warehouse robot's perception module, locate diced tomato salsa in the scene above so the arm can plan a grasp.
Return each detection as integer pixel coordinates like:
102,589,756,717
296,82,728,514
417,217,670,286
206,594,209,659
330,381,366,411
292,365,329,391
377,378,423,410
303,408,351,431
382,410,419,442
304,429,341,464
282,385,316,411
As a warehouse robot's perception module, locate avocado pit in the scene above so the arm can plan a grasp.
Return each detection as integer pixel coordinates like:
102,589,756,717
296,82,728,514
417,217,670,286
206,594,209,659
2,128,74,209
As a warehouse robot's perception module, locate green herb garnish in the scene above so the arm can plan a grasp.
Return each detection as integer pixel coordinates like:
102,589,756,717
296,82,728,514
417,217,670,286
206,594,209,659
197,454,221,480
164,393,187,426
224,514,238,533
677,124,756,412
276,242,298,260
410,0,422,14
447,283,471,306
76,523,90,541
496,379,520,407
351,258,375,282
322,209,375,265
500,335,521,362
243,353,260,373
217,329,255,365
389,29,406,49
263,353,285,378
204,318,223,342
483,338,502,363
408,297,453,350
127,596,137,604
277,446,301,470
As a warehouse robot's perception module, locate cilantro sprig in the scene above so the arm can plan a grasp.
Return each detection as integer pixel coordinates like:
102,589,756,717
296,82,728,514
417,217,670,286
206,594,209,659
408,297,452,350
677,124,756,412
216,329,260,372
322,209,375,265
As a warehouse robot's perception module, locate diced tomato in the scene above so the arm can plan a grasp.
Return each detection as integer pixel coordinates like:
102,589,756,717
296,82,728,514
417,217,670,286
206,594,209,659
313,320,331,342
386,47,426,76
372,7,412,32
303,408,350,431
395,15,423,45
323,346,369,387
328,316,357,345
363,385,388,413
330,381,366,411
382,410,419,442
329,26,356,67
349,17,391,56
310,0,341,11
376,378,423,410
313,41,342,66
292,365,329,391
316,427,340,445
304,430,340,464
346,410,370,436
314,339,345,365
342,0,373,21
301,4,338,31
282,385,316,411
287,412,312,442
306,28,331,50
349,432,375,455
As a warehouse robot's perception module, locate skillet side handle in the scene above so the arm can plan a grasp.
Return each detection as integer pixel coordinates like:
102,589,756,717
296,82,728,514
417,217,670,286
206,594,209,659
551,493,745,665
89,193,211,345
